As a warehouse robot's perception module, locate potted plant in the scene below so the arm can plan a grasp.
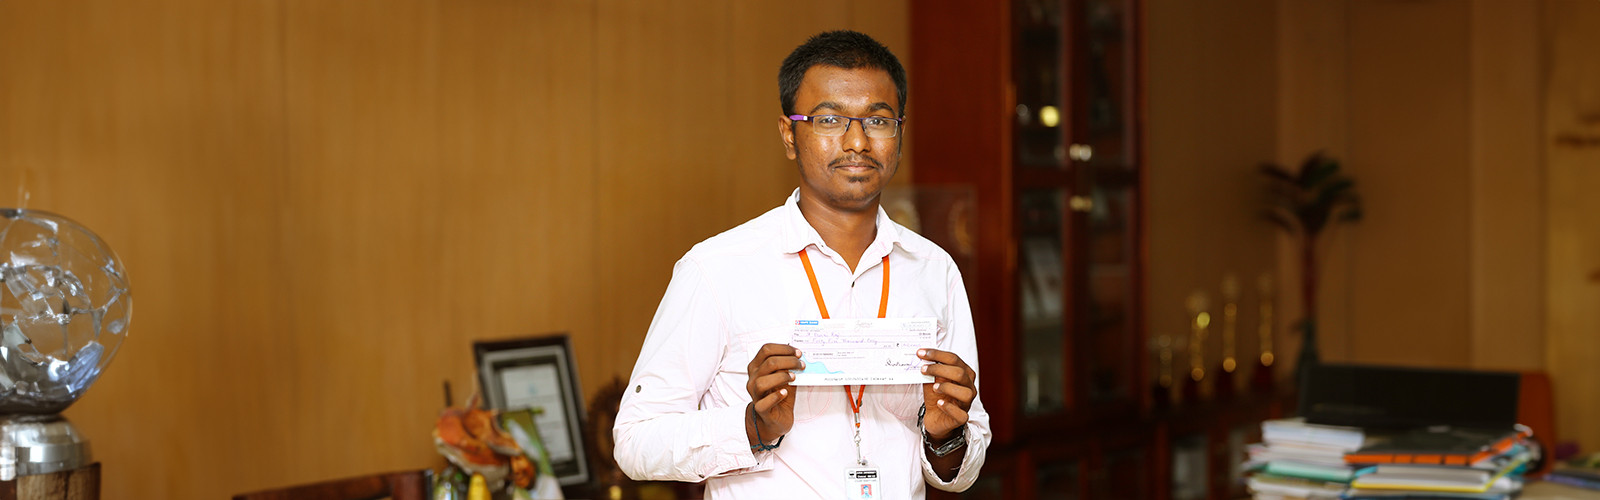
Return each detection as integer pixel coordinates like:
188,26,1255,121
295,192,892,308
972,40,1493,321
1261,152,1362,384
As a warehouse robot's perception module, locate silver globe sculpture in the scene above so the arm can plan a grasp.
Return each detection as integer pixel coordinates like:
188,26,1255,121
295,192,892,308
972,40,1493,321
0,208,131,479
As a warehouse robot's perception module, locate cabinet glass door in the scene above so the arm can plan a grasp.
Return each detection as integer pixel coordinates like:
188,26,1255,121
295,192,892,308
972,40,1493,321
1038,459,1082,500
1074,166,1138,404
1018,189,1067,415
1070,0,1141,406
1092,445,1149,499
1013,0,1144,419
1014,0,1066,169
1071,0,1137,168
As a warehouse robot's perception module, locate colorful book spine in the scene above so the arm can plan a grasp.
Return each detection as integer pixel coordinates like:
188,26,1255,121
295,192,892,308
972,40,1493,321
1546,473,1600,491
1344,432,1525,466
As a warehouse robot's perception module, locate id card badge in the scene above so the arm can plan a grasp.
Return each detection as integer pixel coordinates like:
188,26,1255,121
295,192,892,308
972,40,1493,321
845,467,881,500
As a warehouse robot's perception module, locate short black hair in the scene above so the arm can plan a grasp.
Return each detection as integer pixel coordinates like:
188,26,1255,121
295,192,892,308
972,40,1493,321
778,30,907,117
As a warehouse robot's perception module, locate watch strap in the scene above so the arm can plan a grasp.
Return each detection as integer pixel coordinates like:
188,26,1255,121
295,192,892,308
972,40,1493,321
918,404,968,457
923,424,967,457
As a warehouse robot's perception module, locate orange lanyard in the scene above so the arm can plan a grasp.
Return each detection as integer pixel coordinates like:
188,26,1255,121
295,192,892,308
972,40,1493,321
797,248,888,463
845,384,865,426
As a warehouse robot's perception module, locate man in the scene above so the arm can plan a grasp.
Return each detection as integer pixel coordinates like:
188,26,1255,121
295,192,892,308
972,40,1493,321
613,30,989,499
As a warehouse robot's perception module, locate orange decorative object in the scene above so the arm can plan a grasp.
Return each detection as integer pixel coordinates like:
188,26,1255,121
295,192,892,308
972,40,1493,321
433,391,538,490
435,408,503,466
462,406,521,455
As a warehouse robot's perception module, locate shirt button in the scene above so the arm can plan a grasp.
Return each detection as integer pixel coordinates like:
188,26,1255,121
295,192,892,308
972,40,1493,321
635,385,642,393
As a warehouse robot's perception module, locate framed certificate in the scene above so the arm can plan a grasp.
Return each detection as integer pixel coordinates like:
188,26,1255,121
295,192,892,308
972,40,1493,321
474,334,589,487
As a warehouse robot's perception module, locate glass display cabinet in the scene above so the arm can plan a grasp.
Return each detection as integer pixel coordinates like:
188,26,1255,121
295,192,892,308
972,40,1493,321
915,0,1145,429
913,1,1292,498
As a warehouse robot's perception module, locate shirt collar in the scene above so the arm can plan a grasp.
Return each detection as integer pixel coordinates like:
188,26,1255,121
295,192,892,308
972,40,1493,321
779,188,920,259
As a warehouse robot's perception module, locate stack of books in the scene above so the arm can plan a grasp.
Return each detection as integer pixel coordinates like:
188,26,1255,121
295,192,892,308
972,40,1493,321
1343,426,1533,500
1244,420,1536,500
1244,418,1368,499
1545,453,1600,490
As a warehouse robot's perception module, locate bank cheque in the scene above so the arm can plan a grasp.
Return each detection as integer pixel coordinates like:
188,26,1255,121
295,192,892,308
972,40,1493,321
786,317,938,386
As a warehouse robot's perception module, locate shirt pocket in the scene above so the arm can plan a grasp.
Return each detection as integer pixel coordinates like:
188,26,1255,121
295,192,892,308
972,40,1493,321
873,383,925,422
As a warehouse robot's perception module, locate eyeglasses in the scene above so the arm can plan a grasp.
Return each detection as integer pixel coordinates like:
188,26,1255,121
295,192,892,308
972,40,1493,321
787,114,904,139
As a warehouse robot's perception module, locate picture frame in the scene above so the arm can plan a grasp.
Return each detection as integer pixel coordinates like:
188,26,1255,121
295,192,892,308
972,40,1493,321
474,334,589,487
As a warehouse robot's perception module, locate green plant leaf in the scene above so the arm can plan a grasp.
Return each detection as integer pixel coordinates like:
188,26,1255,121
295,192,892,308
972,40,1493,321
1299,158,1340,190
1340,205,1363,222
1262,151,1361,238
1265,208,1302,235
1309,178,1356,210
1261,163,1297,184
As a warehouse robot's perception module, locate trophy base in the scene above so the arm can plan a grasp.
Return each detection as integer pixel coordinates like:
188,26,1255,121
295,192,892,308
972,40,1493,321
1212,367,1237,401
1180,375,1203,405
0,462,99,500
1252,359,1277,394
1150,383,1172,409
0,415,92,481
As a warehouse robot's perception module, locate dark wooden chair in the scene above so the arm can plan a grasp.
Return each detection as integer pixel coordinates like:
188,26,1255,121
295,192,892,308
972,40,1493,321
231,469,431,500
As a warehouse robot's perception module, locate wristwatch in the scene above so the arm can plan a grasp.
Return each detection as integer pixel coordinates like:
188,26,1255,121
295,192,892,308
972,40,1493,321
924,425,967,457
918,404,968,457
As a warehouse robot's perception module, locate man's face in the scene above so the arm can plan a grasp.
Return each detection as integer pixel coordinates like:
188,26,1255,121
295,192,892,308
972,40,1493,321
780,65,901,213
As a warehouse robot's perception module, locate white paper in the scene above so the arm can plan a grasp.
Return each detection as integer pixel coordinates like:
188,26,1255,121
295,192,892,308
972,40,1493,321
786,317,937,386
499,364,574,461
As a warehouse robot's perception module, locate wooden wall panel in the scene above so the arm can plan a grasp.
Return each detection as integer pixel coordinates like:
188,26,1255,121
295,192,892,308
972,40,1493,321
1145,0,1281,387
1468,0,1545,371
431,0,601,429
1274,0,1350,368
1545,0,1600,456
594,0,741,390
0,1,288,498
1275,0,1549,372
279,0,447,486
1344,0,1473,367
274,0,604,490
0,1,907,498
1275,0,1598,446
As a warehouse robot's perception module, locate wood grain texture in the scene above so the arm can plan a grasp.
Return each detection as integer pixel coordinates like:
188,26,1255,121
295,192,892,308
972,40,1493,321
1468,0,1545,372
908,0,1012,442
1544,0,1600,456
1273,0,1349,371
1,1,289,498
231,469,427,500
1274,0,1550,373
0,1,906,498
1145,0,1280,387
1,463,100,500
1344,0,1473,367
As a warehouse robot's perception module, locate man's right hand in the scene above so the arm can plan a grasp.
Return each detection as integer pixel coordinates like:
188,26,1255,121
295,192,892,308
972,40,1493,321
745,343,802,448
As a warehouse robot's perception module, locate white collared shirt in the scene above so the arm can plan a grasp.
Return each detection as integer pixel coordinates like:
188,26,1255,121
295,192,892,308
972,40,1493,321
614,190,990,499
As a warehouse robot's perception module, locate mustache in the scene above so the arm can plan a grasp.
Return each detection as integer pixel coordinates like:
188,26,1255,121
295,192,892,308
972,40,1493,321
828,156,883,169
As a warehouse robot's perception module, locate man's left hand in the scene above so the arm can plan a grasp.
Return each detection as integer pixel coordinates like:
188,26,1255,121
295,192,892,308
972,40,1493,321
917,348,976,440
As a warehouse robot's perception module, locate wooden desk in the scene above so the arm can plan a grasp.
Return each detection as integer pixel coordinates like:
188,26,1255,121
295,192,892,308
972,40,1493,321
1525,480,1600,499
